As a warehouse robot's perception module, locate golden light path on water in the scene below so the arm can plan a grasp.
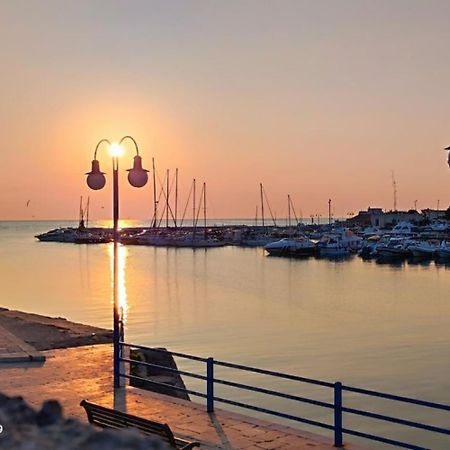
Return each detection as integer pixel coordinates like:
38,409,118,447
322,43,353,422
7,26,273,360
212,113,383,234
108,242,128,325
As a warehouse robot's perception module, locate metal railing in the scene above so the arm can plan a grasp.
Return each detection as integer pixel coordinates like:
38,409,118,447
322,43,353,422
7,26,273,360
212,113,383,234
119,342,450,449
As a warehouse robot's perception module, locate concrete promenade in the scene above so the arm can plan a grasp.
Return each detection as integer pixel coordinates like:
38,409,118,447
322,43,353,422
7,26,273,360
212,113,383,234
0,344,363,450
0,323,45,362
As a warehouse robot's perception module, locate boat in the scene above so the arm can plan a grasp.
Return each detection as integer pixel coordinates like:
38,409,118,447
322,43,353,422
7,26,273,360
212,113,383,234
358,235,381,259
172,233,226,248
389,221,418,236
264,237,316,257
376,237,415,259
362,226,382,237
317,236,350,257
435,241,450,259
317,228,362,256
74,232,112,244
35,227,81,242
408,240,440,258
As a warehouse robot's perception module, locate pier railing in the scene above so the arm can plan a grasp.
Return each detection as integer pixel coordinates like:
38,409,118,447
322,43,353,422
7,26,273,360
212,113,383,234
119,342,449,449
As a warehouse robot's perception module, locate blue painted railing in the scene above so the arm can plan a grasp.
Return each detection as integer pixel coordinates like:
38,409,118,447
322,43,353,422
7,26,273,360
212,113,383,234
119,342,450,449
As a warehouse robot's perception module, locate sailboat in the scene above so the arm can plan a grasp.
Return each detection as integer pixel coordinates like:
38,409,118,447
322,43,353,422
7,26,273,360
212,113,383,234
173,182,225,248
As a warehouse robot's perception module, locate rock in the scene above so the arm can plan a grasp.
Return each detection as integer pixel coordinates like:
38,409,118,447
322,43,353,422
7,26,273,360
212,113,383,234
129,348,191,401
0,395,37,425
0,392,169,450
36,400,63,426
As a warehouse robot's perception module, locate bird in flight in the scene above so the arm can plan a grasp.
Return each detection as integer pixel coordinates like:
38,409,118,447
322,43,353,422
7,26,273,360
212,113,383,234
26,200,31,207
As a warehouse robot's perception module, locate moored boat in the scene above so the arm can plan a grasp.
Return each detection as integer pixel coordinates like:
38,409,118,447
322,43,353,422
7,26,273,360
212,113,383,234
408,240,440,258
435,241,450,259
264,237,316,257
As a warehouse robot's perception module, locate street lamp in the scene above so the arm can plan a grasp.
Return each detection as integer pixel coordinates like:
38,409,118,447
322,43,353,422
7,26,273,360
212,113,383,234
85,136,148,388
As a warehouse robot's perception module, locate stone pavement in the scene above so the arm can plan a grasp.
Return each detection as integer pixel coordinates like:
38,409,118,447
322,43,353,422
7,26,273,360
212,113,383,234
0,323,45,362
0,344,364,450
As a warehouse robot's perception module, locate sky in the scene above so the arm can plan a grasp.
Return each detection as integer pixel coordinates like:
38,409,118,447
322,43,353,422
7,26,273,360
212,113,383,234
0,0,449,221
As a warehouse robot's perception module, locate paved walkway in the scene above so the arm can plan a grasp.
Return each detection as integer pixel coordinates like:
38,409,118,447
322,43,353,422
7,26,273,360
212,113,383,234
0,323,45,362
0,344,363,450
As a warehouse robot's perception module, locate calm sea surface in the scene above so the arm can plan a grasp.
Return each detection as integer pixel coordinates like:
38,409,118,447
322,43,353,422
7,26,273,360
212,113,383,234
1,220,449,448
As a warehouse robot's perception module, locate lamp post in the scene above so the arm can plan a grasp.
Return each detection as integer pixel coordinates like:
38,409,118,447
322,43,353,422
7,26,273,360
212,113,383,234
85,136,148,388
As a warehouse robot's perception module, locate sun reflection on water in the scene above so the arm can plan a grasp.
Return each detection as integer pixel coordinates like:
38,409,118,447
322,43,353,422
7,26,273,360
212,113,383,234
109,243,128,325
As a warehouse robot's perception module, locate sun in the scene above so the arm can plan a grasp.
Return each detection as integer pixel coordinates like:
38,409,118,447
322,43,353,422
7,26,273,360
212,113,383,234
109,142,124,157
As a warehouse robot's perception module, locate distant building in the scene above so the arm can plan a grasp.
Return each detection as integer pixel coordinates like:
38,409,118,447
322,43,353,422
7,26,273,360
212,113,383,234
348,207,423,228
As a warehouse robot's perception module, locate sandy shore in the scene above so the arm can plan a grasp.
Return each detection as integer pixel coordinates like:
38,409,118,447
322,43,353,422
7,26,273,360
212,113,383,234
0,308,112,351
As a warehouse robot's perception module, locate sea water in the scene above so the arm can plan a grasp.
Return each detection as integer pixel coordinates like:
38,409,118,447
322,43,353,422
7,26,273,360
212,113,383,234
0,220,449,448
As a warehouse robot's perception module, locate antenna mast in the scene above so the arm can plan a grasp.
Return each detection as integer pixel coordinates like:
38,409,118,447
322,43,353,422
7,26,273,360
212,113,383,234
391,171,398,211
328,198,332,225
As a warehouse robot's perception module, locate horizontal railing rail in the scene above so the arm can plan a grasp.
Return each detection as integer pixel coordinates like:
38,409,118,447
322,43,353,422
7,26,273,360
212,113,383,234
119,341,450,449
343,385,450,411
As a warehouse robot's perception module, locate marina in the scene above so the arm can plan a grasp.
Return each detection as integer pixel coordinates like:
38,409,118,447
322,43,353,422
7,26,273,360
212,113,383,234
2,219,450,448
35,215,450,264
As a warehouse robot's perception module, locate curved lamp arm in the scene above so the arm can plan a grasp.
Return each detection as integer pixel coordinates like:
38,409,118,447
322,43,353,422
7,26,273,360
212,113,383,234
119,135,140,156
93,138,112,160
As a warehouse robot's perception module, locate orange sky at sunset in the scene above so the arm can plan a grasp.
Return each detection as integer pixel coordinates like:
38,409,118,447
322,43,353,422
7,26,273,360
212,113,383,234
0,1,449,221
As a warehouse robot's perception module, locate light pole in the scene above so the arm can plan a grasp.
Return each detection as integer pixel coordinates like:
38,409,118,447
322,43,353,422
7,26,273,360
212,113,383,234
85,136,148,388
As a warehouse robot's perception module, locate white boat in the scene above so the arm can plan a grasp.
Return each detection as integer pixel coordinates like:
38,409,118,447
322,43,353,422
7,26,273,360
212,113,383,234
35,228,81,242
429,221,449,232
376,237,415,258
172,232,226,248
264,237,316,257
435,241,450,259
318,236,350,257
318,229,362,255
389,221,417,236
409,240,440,258
362,226,382,237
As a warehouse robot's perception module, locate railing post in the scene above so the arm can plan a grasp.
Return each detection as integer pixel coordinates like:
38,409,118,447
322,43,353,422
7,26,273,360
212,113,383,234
334,381,343,447
207,357,214,413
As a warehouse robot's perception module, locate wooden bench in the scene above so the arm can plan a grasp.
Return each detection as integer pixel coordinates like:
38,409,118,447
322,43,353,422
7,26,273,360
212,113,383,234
80,400,200,449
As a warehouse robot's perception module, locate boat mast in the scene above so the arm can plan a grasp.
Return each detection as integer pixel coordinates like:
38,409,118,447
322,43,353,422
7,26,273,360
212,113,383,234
79,196,83,226
260,183,265,227
192,178,197,241
86,196,90,228
203,182,207,239
288,194,291,227
175,168,178,228
193,178,196,227
152,158,157,228
166,169,170,228
289,196,299,225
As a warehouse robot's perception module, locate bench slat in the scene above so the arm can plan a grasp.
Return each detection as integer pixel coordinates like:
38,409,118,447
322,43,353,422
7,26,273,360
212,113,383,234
89,410,173,439
80,400,199,449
